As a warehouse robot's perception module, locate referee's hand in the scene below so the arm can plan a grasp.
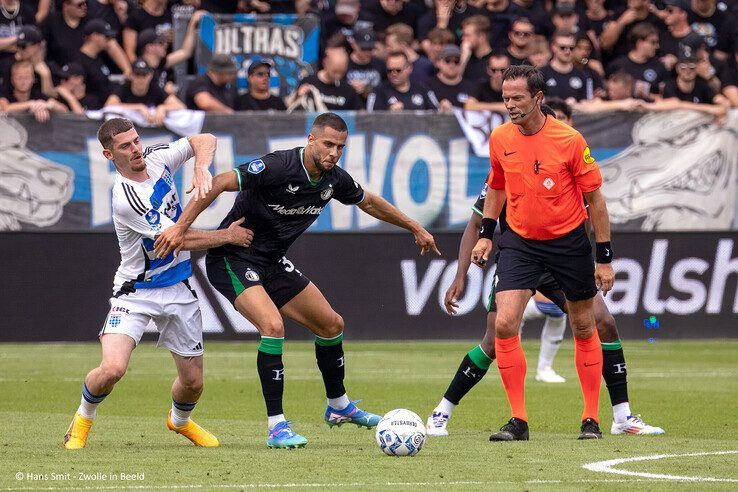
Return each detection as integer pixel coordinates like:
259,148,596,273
471,238,492,267
595,263,615,296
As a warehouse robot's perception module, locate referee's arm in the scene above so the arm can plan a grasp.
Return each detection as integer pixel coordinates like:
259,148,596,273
584,188,615,295
471,188,505,267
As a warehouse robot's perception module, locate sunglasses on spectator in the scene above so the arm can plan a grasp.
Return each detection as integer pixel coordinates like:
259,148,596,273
250,71,270,77
556,44,575,51
512,30,533,37
387,67,406,74
70,0,87,6
443,58,461,64
678,62,697,69
488,67,507,73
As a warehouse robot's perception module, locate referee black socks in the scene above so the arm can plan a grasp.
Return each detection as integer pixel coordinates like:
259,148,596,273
315,333,346,400
443,345,494,405
257,336,285,417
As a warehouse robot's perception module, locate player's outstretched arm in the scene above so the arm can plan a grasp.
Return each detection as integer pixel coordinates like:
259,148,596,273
153,170,239,258
584,188,615,296
445,212,482,314
186,133,217,201
471,188,505,267
357,191,441,256
180,218,254,251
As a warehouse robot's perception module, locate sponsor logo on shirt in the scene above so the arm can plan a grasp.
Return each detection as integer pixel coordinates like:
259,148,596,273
286,184,300,194
145,209,160,225
248,159,266,174
268,204,324,215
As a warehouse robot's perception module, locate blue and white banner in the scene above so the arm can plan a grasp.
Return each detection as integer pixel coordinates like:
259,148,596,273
1,110,737,232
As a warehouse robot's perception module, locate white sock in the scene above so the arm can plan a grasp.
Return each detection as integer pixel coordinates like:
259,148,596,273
435,397,456,416
522,298,544,322
77,396,99,420
537,314,567,373
613,402,632,423
170,402,195,428
328,393,351,410
268,414,287,431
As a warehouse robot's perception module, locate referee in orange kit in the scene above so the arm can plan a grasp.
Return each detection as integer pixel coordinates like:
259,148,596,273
471,65,615,441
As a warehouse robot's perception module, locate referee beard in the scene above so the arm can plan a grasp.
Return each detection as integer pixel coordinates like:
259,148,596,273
471,65,615,441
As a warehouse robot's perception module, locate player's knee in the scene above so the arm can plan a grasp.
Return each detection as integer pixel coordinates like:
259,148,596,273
569,317,595,339
494,315,519,338
596,313,618,341
259,318,285,338
322,313,344,338
182,375,203,396
100,362,127,385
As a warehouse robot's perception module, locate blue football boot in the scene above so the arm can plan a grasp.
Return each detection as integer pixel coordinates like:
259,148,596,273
266,421,308,449
324,400,381,429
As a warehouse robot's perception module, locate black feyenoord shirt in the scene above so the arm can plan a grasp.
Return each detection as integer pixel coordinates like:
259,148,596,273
209,147,365,262
366,81,434,110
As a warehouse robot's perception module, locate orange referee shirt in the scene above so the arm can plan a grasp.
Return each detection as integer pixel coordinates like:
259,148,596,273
487,116,602,240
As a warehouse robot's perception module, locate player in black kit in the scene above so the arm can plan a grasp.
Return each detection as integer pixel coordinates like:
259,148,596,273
154,112,440,448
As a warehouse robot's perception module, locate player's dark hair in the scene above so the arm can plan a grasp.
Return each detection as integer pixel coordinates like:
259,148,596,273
502,64,546,97
540,104,557,118
545,97,573,119
311,113,348,134
97,118,134,150
628,22,658,51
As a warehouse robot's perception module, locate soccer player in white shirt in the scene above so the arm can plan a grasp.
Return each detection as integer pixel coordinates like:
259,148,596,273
64,118,254,449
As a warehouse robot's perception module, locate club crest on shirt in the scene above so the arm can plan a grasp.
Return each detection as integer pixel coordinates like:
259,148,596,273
320,186,333,200
583,146,595,165
145,209,160,225
244,269,260,282
248,159,266,174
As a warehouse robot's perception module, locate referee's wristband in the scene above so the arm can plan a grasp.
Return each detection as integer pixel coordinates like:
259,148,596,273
596,241,613,263
479,218,497,240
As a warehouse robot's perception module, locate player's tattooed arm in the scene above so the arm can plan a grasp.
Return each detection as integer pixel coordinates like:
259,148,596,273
357,191,441,256
153,170,240,258
178,218,254,251
186,133,217,201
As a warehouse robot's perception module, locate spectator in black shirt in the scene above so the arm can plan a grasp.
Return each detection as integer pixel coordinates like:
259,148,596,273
185,53,239,112
600,0,663,65
460,15,493,83
123,0,172,62
346,25,385,102
77,19,123,109
427,44,480,111
238,59,286,111
0,26,54,97
321,0,360,51
385,22,435,86
359,0,422,35
0,0,36,41
54,62,92,113
573,32,606,98
689,0,727,49
584,0,615,39
104,58,184,125
87,0,129,40
0,60,67,122
420,26,455,65
506,17,535,65
465,51,509,111
289,39,362,111
606,22,667,100
366,50,434,111
662,53,729,103
551,4,587,36
541,32,592,102
136,10,204,94
659,0,700,71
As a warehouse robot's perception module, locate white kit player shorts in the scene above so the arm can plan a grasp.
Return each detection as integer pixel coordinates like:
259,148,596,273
101,281,204,357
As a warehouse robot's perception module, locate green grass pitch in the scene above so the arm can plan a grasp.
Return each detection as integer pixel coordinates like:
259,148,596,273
1,340,736,490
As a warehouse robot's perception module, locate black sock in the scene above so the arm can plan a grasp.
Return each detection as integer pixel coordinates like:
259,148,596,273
257,350,284,416
602,340,629,406
443,354,490,405
315,336,346,399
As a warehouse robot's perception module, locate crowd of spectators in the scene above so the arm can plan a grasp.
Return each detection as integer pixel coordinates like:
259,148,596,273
0,0,736,124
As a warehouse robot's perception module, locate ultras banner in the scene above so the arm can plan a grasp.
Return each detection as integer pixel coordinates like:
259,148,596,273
0,232,735,341
1,109,737,233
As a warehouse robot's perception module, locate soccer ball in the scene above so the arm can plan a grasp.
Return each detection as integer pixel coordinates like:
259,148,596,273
375,409,426,456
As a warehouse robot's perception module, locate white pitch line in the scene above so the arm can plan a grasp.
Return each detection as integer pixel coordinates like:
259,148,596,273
583,450,738,482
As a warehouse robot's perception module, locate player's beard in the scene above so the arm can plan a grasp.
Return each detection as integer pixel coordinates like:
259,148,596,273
129,155,145,172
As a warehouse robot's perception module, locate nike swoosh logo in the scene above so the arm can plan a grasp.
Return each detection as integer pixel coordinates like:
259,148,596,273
583,362,600,367
504,150,516,156
498,365,514,370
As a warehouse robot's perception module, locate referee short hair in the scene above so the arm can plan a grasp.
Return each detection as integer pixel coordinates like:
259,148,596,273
311,112,348,134
502,65,546,97
98,118,134,150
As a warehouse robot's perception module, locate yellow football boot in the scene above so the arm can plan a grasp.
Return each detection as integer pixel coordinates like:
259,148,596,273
63,413,93,449
167,411,219,447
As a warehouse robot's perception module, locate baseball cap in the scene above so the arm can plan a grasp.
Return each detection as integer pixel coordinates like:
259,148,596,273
440,44,462,59
335,0,360,16
16,26,43,47
207,53,238,73
247,58,272,76
56,62,84,79
84,19,117,38
663,0,691,10
553,4,577,15
132,58,154,75
352,26,376,50
136,28,166,53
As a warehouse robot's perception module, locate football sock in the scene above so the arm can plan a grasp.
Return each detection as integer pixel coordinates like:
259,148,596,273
435,397,456,416
328,394,351,410
442,345,493,406
495,336,528,422
575,331,602,423
613,402,632,424
601,339,630,412
537,314,567,372
268,414,287,431
315,333,346,400
77,383,107,419
257,336,284,417
170,400,197,428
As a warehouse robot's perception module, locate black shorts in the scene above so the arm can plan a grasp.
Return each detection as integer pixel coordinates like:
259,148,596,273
487,271,568,313
494,225,596,303
205,254,310,309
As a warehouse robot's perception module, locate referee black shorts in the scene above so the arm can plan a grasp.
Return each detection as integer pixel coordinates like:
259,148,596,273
206,253,310,309
494,224,597,303
487,271,567,313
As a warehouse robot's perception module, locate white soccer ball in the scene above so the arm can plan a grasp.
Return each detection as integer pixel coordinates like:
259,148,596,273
375,409,426,456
